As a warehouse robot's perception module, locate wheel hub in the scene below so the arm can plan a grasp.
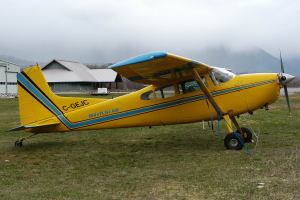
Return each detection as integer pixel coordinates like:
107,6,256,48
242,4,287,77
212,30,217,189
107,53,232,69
229,138,239,147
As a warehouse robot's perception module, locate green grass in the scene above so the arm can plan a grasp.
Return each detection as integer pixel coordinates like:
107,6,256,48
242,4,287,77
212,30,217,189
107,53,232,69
0,95,299,200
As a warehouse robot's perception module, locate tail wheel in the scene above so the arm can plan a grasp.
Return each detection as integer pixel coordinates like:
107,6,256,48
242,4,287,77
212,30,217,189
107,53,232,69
224,133,244,150
237,127,253,143
14,140,23,147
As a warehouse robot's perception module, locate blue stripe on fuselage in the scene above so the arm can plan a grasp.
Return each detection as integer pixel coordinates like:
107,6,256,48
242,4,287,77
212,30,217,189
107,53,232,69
17,73,73,128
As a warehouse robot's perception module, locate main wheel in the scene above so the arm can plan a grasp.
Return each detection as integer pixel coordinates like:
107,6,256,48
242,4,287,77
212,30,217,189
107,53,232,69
237,127,253,143
224,133,244,150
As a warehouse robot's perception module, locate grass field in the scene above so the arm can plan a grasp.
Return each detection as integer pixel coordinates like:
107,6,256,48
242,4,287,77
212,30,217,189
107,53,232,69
0,94,299,200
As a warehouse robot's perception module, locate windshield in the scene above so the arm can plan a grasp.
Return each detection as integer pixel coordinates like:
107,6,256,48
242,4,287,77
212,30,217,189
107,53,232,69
210,68,235,84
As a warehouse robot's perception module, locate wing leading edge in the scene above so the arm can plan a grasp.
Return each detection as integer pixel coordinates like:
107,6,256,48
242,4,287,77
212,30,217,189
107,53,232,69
109,52,213,85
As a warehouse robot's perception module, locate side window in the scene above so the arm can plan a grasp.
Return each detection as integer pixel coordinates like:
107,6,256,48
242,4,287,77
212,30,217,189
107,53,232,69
161,85,175,98
141,85,176,100
141,89,164,100
209,68,235,85
141,79,207,100
210,71,219,85
201,76,208,87
155,89,164,99
182,80,200,93
178,84,184,94
141,90,155,100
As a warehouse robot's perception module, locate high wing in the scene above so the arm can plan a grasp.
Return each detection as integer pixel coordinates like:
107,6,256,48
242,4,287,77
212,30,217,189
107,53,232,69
109,52,213,85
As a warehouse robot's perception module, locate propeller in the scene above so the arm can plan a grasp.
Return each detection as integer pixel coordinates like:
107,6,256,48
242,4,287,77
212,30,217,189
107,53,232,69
278,52,295,113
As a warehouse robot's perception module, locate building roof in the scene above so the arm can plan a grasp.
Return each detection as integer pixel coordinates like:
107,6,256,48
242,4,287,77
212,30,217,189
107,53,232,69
89,69,118,82
0,59,20,66
42,60,118,83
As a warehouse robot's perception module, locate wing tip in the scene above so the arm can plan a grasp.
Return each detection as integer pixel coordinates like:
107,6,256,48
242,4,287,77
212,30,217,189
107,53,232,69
109,51,168,69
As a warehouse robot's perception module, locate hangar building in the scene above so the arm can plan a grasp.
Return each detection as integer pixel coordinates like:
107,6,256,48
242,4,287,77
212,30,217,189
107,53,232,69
0,60,20,96
42,60,123,93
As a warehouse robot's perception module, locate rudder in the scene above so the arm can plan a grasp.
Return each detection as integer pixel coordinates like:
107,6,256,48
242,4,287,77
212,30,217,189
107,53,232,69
17,66,59,125
17,65,107,128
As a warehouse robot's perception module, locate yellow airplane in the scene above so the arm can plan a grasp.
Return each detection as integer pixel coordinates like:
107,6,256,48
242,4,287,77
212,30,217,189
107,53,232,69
12,52,295,150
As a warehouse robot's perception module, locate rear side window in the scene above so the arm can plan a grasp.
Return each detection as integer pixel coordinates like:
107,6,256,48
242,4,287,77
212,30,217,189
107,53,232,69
140,89,164,100
141,85,176,100
161,85,175,98
141,91,154,100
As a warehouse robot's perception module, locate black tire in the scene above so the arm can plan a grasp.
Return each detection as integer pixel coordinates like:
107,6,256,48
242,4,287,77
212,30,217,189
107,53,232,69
14,140,23,148
224,133,244,150
238,127,253,143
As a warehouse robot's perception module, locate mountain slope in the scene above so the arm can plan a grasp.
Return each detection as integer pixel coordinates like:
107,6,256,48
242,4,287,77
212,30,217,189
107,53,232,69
0,47,299,76
192,47,280,73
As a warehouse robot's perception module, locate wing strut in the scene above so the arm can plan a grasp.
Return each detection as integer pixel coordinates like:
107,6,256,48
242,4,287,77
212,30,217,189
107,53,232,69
193,68,223,117
193,68,243,134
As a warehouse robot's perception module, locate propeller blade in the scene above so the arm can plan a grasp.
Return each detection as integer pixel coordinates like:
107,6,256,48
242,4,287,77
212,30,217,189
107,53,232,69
279,52,293,113
283,85,291,113
280,51,285,73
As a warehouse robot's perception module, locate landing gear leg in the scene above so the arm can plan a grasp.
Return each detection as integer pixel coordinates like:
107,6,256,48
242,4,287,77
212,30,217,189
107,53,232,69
14,134,36,148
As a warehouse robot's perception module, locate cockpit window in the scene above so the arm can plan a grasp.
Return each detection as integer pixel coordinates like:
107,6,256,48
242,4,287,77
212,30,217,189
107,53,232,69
210,68,235,84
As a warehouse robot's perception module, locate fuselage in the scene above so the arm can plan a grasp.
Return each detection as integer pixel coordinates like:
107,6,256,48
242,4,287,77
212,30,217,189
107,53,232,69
41,72,280,132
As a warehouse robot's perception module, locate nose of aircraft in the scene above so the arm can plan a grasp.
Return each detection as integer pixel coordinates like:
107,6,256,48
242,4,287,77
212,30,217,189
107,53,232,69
278,73,295,113
278,73,295,85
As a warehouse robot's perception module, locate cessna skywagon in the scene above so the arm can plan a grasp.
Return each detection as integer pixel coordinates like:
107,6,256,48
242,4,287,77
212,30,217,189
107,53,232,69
12,52,295,150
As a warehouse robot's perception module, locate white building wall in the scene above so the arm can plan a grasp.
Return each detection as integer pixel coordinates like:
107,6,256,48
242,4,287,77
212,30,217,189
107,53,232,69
7,84,18,94
0,60,20,95
0,66,5,82
7,72,17,82
0,85,5,93
0,66,6,94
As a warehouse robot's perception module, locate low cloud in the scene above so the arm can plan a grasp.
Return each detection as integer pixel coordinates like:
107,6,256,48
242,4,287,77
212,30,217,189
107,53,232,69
0,0,299,63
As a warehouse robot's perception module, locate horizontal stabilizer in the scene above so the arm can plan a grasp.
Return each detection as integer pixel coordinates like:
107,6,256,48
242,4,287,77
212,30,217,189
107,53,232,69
9,117,60,132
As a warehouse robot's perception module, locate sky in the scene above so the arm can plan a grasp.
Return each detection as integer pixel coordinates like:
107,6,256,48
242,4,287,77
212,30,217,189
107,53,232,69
0,0,300,63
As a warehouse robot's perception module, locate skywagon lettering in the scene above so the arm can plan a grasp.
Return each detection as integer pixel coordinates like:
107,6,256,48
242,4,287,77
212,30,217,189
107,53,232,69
88,108,119,119
62,100,89,111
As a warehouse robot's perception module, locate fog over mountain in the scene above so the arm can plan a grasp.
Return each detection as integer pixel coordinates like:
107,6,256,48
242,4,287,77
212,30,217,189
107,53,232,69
1,0,300,63
1,1,300,77
1,46,299,77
